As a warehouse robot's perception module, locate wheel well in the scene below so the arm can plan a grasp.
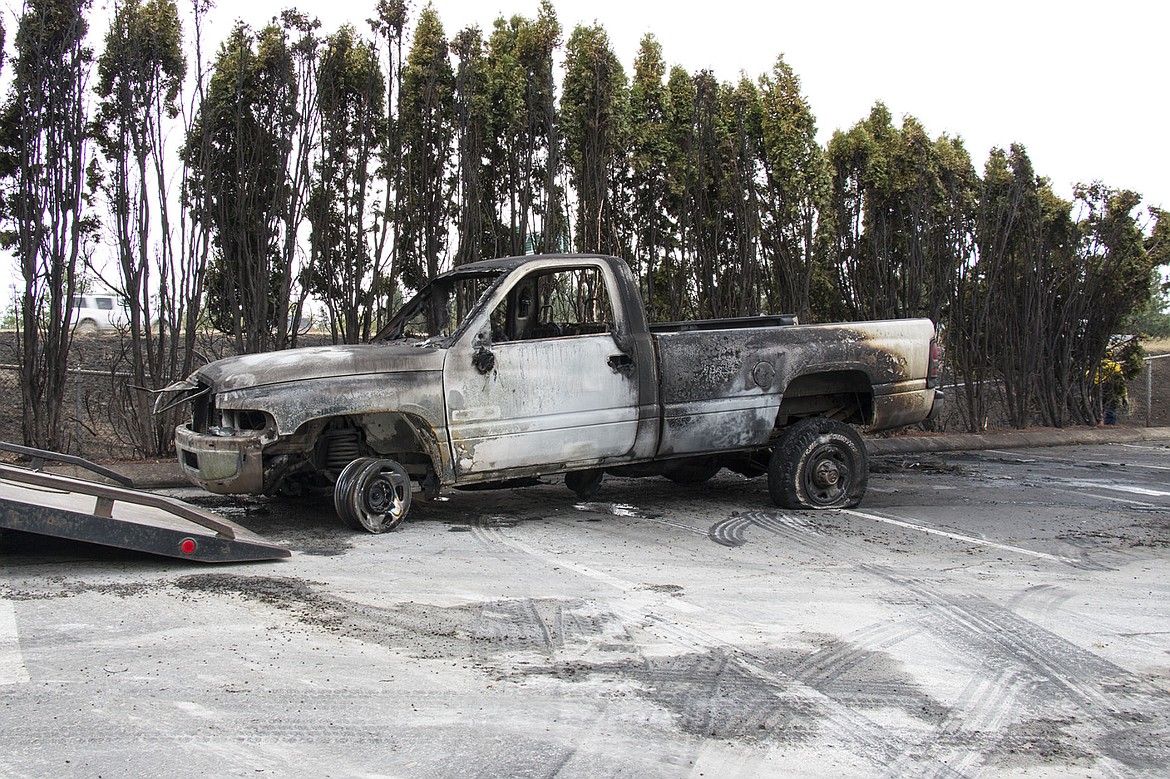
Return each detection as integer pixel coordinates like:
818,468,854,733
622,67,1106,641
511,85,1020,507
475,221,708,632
310,413,442,483
776,370,873,427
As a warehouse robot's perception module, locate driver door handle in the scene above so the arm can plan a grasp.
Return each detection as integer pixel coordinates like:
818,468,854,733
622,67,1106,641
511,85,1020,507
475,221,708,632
608,353,634,375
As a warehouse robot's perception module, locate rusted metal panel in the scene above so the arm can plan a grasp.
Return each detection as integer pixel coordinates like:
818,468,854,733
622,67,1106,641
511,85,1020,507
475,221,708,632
175,424,265,494
197,343,446,394
654,317,937,454
654,330,780,455
219,370,447,438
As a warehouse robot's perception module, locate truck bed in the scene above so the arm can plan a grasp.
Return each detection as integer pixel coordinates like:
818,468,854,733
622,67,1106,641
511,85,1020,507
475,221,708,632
651,318,938,457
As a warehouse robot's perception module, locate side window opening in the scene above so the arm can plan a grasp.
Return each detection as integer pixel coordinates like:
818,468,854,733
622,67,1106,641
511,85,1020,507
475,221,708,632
490,266,615,342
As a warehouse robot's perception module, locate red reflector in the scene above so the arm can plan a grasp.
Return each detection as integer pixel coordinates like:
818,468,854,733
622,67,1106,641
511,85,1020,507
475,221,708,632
180,538,197,555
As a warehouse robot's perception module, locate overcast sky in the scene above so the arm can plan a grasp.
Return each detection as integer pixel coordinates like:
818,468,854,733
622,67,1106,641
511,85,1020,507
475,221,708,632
178,0,1168,211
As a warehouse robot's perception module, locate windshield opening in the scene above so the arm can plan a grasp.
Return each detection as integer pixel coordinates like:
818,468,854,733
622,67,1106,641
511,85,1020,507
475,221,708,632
375,271,506,343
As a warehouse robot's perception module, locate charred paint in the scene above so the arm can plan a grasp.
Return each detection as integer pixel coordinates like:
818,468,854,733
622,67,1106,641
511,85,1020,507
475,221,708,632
171,254,937,503
444,332,640,476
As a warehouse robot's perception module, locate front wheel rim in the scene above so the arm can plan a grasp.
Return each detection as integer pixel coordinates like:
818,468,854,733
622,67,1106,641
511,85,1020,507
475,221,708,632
336,458,412,532
361,469,409,521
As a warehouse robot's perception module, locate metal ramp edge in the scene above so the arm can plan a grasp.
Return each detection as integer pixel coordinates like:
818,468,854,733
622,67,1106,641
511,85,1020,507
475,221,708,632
0,450,289,563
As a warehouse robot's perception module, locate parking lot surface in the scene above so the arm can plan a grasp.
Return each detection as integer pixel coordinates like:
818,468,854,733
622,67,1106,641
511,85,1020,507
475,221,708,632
3,440,1169,777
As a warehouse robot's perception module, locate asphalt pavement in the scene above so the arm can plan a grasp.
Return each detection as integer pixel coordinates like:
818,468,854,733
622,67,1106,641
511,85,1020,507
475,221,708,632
6,437,1170,777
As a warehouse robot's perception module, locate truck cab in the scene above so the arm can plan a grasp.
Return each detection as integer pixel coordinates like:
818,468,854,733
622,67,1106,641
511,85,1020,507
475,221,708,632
428,255,659,479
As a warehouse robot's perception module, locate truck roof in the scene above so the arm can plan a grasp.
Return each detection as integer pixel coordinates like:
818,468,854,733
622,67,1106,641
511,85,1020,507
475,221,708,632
446,253,621,276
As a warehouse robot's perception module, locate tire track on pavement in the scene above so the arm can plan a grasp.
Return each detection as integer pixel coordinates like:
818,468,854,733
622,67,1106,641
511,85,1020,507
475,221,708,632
875,667,1032,779
471,514,971,776
865,565,1170,775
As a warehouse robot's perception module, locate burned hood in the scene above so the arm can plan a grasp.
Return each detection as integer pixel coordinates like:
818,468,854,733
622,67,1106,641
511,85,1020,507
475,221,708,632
195,343,447,393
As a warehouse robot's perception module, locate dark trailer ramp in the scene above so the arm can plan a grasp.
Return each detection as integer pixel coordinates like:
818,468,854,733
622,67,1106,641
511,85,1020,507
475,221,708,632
0,446,289,563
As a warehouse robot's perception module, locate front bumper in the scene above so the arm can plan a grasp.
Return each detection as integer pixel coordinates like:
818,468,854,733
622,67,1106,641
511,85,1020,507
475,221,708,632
175,424,265,494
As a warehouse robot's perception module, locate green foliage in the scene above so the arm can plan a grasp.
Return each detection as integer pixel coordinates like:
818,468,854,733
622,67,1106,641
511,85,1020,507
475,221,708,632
628,35,673,315
478,1,563,259
946,144,1161,429
561,23,628,256
96,0,183,120
0,0,97,450
757,56,833,322
1134,208,1170,338
93,0,186,455
1125,285,1170,339
307,24,385,343
398,5,455,290
450,25,489,267
182,22,298,352
962,145,1075,427
827,103,977,323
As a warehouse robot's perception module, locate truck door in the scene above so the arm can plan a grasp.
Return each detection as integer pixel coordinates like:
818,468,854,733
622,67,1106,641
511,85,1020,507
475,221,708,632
444,263,641,477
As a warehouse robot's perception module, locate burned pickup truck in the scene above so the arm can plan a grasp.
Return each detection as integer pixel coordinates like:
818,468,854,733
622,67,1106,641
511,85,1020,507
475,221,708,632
160,254,941,532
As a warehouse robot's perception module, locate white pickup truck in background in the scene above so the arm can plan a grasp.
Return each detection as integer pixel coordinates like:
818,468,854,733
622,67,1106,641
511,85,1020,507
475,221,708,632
160,254,942,532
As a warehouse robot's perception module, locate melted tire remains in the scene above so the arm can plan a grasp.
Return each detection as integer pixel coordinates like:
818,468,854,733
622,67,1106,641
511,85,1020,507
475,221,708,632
768,417,867,509
334,457,413,533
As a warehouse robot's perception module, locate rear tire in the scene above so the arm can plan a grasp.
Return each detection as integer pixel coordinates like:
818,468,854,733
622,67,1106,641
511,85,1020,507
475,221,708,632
768,417,867,509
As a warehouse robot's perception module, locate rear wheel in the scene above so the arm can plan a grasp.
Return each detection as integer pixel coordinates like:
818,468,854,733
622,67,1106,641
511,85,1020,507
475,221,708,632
768,417,867,509
334,457,413,533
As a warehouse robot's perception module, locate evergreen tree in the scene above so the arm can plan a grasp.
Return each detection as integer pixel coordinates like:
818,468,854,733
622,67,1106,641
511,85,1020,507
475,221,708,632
561,23,627,257
307,24,385,343
628,34,673,318
94,0,184,455
0,0,97,450
182,22,298,353
482,2,562,258
451,25,491,265
828,103,974,323
661,64,697,319
398,5,455,288
757,56,832,322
